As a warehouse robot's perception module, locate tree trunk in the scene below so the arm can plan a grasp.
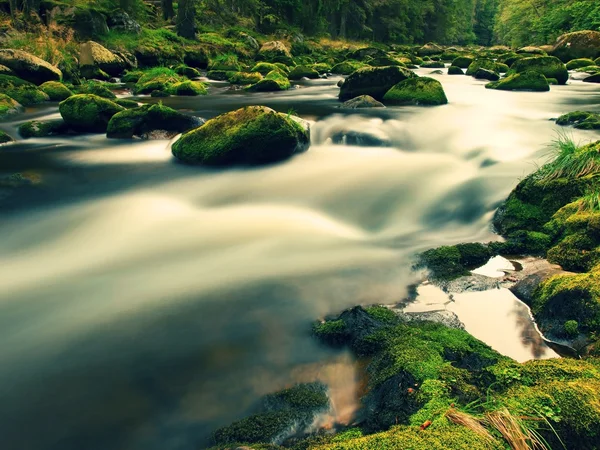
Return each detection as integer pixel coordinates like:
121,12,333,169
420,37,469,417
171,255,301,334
339,10,347,39
22,0,40,15
162,0,175,20
176,0,196,39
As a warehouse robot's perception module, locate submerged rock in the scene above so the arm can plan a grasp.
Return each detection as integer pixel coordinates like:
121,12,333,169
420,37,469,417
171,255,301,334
583,73,600,83
339,65,416,101
59,94,124,132
246,70,290,91
171,106,309,166
107,104,203,139
383,77,448,106
556,111,600,130
486,71,550,92
0,49,62,84
339,95,385,109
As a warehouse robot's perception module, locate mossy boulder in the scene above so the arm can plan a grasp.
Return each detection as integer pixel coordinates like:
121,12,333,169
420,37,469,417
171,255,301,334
208,55,242,72
466,58,500,76
0,49,62,84
330,60,365,75
369,56,404,67
288,65,319,80
383,77,447,106
339,66,417,101
39,81,73,101
0,64,14,76
246,70,290,92
18,119,70,138
566,58,597,70
347,47,387,61
183,47,209,69
417,43,444,56
213,382,329,445
0,130,14,144
420,60,445,69
447,66,464,75
339,95,385,109
486,71,550,92
168,81,208,96
114,99,139,109
0,93,23,119
258,41,294,65
107,104,202,139
59,94,124,132
0,75,49,106
250,62,282,75
171,106,309,166
133,69,184,95
74,81,116,99
556,111,600,130
552,30,600,62
416,243,492,280
583,73,600,83
228,72,263,85
474,68,499,81
311,63,331,74
510,56,569,85
517,46,547,55
451,56,473,68
79,41,130,78
174,64,201,78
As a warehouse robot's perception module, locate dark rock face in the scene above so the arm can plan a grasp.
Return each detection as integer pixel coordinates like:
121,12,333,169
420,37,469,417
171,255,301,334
583,73,600,83
107,11,141,34
339,66,417,101
474,68,500,81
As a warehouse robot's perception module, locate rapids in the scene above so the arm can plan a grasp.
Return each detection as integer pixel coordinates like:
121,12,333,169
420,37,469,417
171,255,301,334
0,70,599,450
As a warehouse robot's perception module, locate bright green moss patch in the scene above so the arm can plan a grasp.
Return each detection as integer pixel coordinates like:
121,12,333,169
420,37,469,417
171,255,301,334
39,81,73,101
168,80,208,96
566,58,597,70
250,62,283,75
556,111,600,130
173,64,201,78
0,75,49,106
171,106,308,166
330,60,366,75
486,71,550,91
59,94,124,132
246,70,291,91
0,93,22,119
510,56,569,85
383,77,448,106
416,243,492,280
228,71,263,84
133,67,185,95
288,65,319,80
18,119,69,138
74,80,117,99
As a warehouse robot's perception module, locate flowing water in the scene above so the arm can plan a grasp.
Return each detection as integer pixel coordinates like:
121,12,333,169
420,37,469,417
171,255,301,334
1,70,599,450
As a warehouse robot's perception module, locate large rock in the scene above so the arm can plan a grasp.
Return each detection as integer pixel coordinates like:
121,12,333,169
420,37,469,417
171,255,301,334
246,70,290,92
107,104,203,139
183,47,209,69
474,68,499,81
171,106,309,166
258,41,293,65
347,47,387,61
417,43,444,56
0,93,23,120
0,49,62,84
339,95,385,109
79,41,130,77
383,77,448,106
486,71,550,92
510,56,569,85
39,81,73,101
287,65,319,80
0,130,14,144
339,66,417,101
565,58,597,70
552,30,600,62
0,75,49,106
59,94,124,132
18,119,70,138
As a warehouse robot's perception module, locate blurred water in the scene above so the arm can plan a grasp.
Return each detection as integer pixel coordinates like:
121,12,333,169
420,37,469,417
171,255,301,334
0,71,599,450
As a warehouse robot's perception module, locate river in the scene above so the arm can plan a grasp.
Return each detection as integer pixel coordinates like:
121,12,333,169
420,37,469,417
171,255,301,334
0,69,599,450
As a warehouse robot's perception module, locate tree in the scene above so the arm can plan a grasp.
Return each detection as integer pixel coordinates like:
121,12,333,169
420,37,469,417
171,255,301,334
162,0,175,20
177,0,196,39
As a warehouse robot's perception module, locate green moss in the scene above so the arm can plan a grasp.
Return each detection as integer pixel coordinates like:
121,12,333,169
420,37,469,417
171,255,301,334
251,62,283,75
39,81,73,101
330,60,365,75
339,66,417,101
133,68,185,95
74,81,117,99
0,93,22,119
228,72,263,84
448,65,464,75
288,65,319,80
174,64,201,78
420,60,445,68
364,306,400,324
486,70,550,91
113,99,139,109
121,70,143,83
59,94,124,132
556,111,600,130
564,320,579,336
171,106,308,166
383,77,447,106
246,70,291,91
107,103,201,139
417,246,470,280
0,75,49,106
0,130,14,144
566,58,597,70
510,56,569,85
18,119,69,138
168,80,208,96
465,58,501,76
209,53,242,71
311,63,331,75
312,319,348,345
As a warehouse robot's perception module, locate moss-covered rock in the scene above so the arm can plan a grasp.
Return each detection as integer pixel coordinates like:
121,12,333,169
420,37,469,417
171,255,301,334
465,58,500,76
0,93,23,119
552,30,600,62
228,71,263,85
447,65,464,75
18,119,70,138
0,130,14,144
416,243,492,280
510,56,569,85
174,64,201,78
133,68,184,95
451,56,474,69
420,60,445,69
59,94,124,132
183,46,209,69
556,111,600,130
330,60,366,75
0,49,62,84
74,81,117,99
339,66,417,101
250,62,283,75
107,103,202,139
473,68,499,81
311,63,331,74
171,106,309,166
517,46,547,55
486,71,550,92
0,75,49,106
368,56,404,67
288,65,319,80
583,73,600,83
121,70,143,83
0,64,14,76
79,41,130,78
383,77,447,106
168,80,208,96
339,95,385,109
258,41,294,65
417,43,444,56
39,81,73,101
566,58,597,70
208,55,242,72
246,70,290,92
113,99,139,109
